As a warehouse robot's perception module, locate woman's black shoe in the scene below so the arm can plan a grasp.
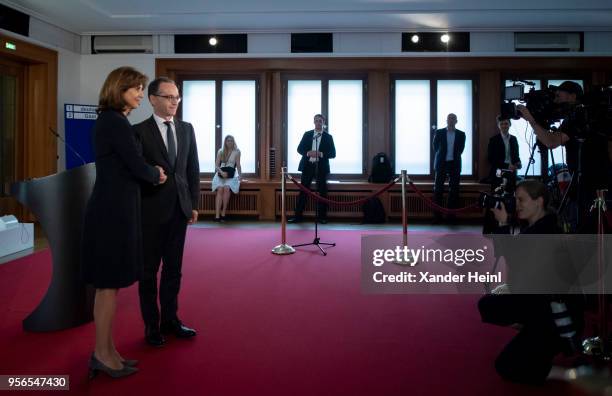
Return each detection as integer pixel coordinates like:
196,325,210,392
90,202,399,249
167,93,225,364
88,354,138,379
122,359,138,367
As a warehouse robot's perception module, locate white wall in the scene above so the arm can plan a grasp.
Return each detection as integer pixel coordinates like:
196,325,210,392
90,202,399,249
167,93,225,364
585,32,612,52
334,32,401,53
470,32,514,52
57,48,81,171
79,54,156,124
29,17,80,53
248,33,290,53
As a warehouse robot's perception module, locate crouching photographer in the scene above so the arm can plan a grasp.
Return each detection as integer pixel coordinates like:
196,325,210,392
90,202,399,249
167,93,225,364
478,180,584,384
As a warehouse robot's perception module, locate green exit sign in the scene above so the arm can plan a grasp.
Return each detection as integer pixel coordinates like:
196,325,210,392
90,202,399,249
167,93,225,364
5,42,17,50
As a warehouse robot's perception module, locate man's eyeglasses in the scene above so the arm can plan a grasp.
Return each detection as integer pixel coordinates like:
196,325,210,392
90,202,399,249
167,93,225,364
154,94,182,103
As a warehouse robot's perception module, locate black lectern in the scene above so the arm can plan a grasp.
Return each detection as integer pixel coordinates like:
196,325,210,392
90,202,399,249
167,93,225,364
11,163,96,332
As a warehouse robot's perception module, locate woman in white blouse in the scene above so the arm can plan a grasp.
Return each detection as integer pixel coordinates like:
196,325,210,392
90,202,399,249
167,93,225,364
211,135,241,222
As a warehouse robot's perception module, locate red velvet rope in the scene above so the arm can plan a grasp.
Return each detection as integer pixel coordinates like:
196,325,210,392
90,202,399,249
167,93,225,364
286,174,399,206
406,181,480,214
286,174,480,213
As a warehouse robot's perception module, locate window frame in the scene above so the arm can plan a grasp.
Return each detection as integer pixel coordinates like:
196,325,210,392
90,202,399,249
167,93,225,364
281,73,368,180
177,74,261,177
390,74,478,180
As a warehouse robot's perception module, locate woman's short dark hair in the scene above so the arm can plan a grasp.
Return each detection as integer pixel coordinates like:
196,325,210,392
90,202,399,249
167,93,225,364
98,66,148,113
516,180,549,207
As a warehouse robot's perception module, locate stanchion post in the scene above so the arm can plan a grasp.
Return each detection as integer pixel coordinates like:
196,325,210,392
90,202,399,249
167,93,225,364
582,189,610,359
394,170,416,266
272,167,295,255
402,169,408,247
597,190,608,356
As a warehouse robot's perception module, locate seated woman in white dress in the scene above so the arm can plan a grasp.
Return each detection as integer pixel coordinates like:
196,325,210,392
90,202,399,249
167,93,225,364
211,135,241,222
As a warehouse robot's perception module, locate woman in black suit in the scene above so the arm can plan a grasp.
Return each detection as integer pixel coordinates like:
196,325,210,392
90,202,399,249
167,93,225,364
81,66,166,378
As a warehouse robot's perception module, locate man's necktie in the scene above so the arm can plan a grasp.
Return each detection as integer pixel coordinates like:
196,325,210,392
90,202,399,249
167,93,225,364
164,121,176,168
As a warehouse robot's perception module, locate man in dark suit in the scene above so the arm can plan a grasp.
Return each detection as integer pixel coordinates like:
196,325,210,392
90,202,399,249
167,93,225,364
433,113,466,221
134,77,200,346
288,114,336,224
487,116,522,188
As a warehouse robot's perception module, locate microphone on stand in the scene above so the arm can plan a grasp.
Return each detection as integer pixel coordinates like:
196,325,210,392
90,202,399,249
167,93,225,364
312,130,323,161
49,127,87,166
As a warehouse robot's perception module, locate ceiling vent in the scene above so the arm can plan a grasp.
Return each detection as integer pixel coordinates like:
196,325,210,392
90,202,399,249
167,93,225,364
92,35,153,54
514,32,583,52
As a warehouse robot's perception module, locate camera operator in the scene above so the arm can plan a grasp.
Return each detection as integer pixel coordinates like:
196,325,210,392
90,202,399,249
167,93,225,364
478,180,583,384
517,81,609,230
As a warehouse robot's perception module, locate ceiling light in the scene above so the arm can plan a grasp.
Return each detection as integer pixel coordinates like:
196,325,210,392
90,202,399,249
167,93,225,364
209,37,218,46
440,34,450,43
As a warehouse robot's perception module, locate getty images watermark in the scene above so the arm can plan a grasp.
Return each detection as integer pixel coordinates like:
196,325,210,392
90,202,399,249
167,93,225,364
361,233,612,294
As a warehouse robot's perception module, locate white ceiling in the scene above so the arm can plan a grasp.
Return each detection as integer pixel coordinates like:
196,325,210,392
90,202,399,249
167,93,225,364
4,0,612,35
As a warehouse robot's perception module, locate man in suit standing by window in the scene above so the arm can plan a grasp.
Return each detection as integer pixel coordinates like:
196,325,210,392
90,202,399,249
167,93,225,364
487,115,522,188
433,113,466,222
288,114,336,224
134,77,200,347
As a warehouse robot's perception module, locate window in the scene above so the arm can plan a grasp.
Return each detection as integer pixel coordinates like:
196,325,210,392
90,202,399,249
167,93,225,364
287,80,321,174
328,80,363,174
182,78,258,174
394,80,430,174
393,78,475,176
222,81,257,173
285,78,365,175
182,81,216,173
437,80,473,176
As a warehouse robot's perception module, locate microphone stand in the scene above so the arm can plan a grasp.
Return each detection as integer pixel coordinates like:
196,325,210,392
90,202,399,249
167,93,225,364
523,140,540,178
49,127,87,166
293,132,336,256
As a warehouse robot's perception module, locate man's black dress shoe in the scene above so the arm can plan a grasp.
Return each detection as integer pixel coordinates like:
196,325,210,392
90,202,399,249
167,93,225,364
145,325,166,347
161,320,197,338
287,216,303,223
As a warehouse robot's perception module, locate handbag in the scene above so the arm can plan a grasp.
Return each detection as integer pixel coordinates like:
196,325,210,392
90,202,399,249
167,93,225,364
219,166,235,178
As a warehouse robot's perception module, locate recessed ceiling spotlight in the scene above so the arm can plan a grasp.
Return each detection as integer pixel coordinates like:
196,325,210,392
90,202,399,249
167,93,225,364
440,34,450,43
209,37,218,46
411,34,419,43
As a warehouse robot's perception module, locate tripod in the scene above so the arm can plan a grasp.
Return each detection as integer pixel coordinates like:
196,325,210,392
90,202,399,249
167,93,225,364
523,140,541,178
293,135,335,256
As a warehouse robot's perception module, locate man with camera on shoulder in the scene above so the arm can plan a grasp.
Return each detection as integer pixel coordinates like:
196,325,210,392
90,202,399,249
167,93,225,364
517,81,609,230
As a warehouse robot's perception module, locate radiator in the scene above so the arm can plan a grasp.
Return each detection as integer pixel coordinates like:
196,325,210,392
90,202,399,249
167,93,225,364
277,191,372,217
198,188,482,219
198,190,260,215
389,192,481,218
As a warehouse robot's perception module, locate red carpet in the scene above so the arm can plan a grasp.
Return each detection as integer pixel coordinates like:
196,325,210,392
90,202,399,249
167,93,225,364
0,228,587,395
